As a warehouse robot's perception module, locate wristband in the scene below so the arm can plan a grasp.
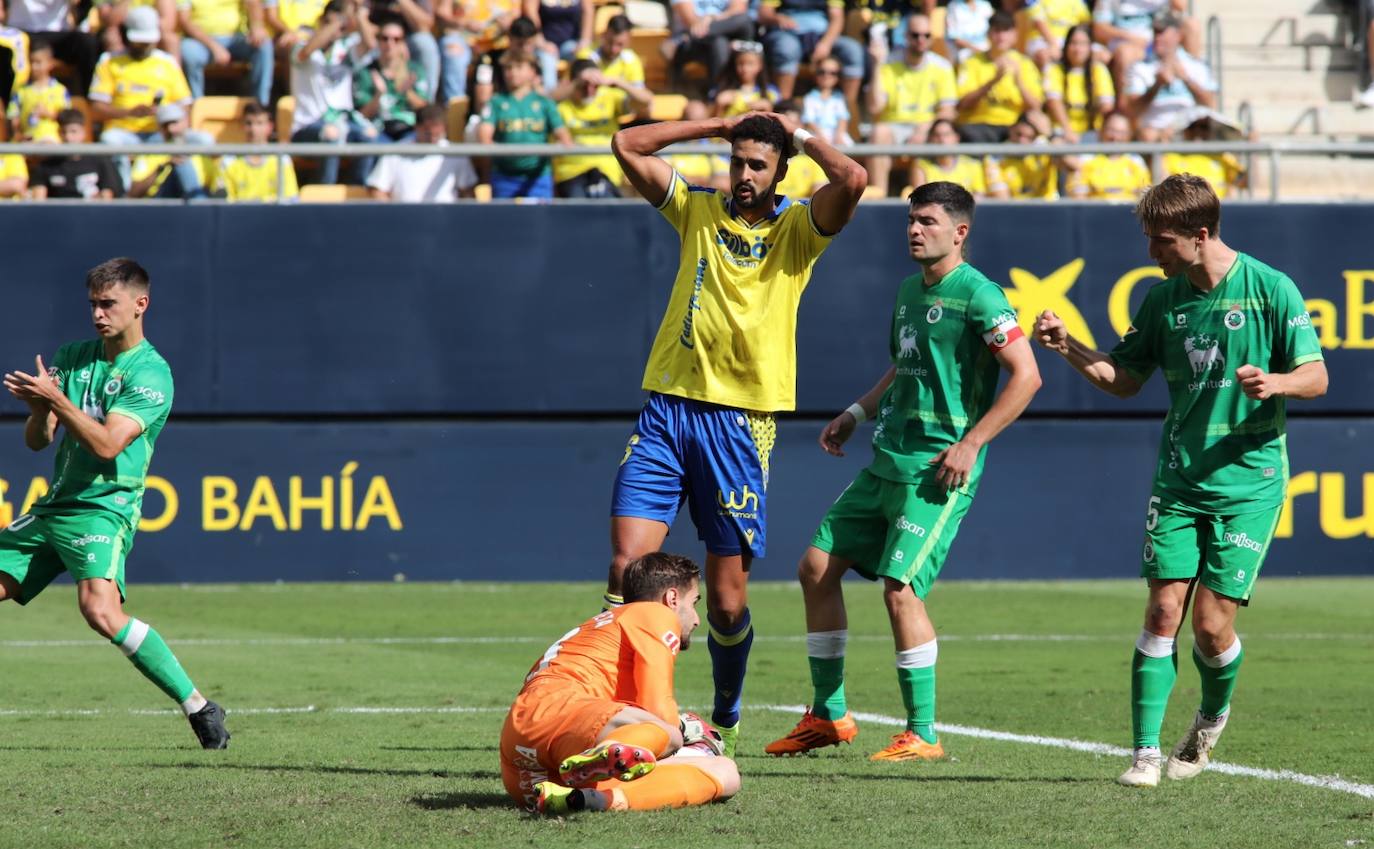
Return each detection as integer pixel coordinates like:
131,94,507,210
845,402,867,424
792,127,814,152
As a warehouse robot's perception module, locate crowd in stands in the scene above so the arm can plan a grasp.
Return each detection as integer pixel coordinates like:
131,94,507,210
0,0,1257,201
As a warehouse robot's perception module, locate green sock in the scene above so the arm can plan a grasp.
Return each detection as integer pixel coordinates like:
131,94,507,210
806,630,848,720
113,619,197,705
1130,632,1178,749
896,640,938,743
1194,638,1243,719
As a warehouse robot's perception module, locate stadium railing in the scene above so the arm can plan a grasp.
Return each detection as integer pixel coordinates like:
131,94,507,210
5,139,1373,203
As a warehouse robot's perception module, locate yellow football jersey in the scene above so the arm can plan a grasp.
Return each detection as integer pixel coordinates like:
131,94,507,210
1162,152,1243,199
0,28,31,89
1069,153,1151,200
995,153,1057,199
916,155,993,196
956,50,1043,127
641,173,833,412
875,54,957,125
554,87,629,184
217,155,299,201
0,153,28,198
7,78,69,142
178,0,245,37
574,45,646,88
1043,62,1113,134
90,50,192,134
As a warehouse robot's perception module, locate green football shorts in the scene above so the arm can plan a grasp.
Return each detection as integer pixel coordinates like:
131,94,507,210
0,512,130,604
811,469,973,599
1140,496,1283,603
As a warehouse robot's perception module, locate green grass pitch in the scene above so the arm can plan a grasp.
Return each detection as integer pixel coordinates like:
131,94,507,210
0,578,1370,849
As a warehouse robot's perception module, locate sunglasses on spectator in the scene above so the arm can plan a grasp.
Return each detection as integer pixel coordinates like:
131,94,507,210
907,30,932,38
379,34,404,41
815,67,839,75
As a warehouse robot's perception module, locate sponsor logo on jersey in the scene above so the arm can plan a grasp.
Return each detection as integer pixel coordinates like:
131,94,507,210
897,324,922,359
1175,314,1188,328
1224,306,1246,331
1223,530,1263,553
896,515,927,537
1184,333,1226,379
715,228,771,267
678,258,708,349
661,631,681,654
128,385,166,405
717,486,760,519
926,302,943,324
1287,312,1312,328
71,533,112,548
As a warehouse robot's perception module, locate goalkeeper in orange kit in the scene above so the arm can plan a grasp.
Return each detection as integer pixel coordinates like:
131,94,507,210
499,552,741,814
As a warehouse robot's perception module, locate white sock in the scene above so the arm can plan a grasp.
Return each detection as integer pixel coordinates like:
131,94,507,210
181,692,208,716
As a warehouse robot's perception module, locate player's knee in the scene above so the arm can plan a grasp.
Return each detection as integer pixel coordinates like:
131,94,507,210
796,550,835,591
882,578,919,610
707,600,747,631
1191,611,1232,648
78,603,122,639
1144,600,1183,634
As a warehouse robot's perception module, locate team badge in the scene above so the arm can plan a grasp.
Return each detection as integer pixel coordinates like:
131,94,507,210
1143,540,1155,563
661,631,681,654
1224,306,1245,330
104,377,123,395
926,302,943,323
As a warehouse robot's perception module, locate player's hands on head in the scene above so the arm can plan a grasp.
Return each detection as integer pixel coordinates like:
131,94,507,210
762,110,801,136
1236,364,1279,400
818,411,857,456
1033,309,1069,354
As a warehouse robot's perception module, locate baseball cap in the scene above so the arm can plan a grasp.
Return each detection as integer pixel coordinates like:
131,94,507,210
126,6,162,44
156,102,187,124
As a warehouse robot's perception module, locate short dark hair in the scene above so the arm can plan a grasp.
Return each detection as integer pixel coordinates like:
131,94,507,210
416,103,446,124
730,113,789,157
605,13,632,34
989,10,1016,32
569,57,598,78
29,41,54,57
509,15,538,39
56,108,85,127
909,181,976,226
774,97,801,115
87,258,150,294
623,552,700,603
374,10,410,35
241,101,270,119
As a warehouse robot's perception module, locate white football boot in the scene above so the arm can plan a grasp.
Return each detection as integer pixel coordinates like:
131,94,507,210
1166,711,1228,780
1117,748,1163,787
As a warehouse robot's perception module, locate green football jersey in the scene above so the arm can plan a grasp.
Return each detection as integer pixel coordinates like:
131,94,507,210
866,262,1020,495
29,339,175,529
482,90,564,177
1110,253,1324,512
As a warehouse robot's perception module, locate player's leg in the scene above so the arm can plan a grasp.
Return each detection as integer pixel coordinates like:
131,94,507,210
606,394,685,608
558,705,680,786
869,482,970,762
703,551,752,751
538,758,740,814
0,512,63,606
1166,506,1277,780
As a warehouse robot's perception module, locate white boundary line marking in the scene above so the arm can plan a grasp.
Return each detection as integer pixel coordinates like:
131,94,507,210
2,633,1367,649
757,704,1374,800
0,701,1369,800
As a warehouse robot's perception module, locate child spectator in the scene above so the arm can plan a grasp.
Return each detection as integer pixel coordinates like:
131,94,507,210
478,50,571,198
554,58,650,197
218,101,301,200
29,108,122,199
7,41,68,142
712,40,777,117
355,14,433,140
801,55,850,145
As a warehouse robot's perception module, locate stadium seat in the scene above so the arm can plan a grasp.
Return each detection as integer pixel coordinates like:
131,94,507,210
192,96,253,142
276,96,295,141
649,93,687,121
446,96,470,142
299,184,371,202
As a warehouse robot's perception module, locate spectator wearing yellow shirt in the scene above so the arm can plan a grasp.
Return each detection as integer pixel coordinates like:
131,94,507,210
7,42,68,142
178,0,274,103
129,102,219,199
1161,111,1244,199
573,15,644,89
1043,24,1113,142
994,115,1057,199
4,0,102,96
867,11,955,194
218,101,300,200
94,0,181,62
0,152,27,198
0,26,31,107
955,11,1043,143
91,7,212,188
1024,0,1089,68
1065,110,1150,200
554,58,650,197
912,118,1004,198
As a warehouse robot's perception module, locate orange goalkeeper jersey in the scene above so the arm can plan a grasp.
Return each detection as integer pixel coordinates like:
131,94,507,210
520,603,682,724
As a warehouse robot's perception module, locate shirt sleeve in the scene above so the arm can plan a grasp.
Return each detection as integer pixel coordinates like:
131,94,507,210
1109,287,1161,382
967,281,1023,353
89,57,115,102
936,63,957,104
544,97,564,130
1092,61,1115,102
166,59,193,104
620,607,681,723
655,171,693,236
1270,274,1324,371
108,360,174,433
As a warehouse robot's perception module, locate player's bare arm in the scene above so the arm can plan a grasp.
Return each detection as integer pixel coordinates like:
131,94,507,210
1236,360,1328,402
612,116,740,207
929,335,1042,490
765,111,867,235
4,354,143,461
1034,308,1143,398
819,365,895,457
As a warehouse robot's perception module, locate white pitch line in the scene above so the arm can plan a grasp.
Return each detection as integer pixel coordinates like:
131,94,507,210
756,704,1374,800
2,633,1367,650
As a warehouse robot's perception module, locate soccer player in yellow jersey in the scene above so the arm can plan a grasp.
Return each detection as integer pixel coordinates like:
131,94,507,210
606,110,868,756
1066,110,1150,200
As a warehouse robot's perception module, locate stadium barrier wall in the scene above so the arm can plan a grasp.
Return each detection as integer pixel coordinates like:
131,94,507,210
0,420,1370,582
2,203,1372,415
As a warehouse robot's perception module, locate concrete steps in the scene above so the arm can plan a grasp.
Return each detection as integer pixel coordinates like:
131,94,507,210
1241,102,1371,137
1246,150,1374,199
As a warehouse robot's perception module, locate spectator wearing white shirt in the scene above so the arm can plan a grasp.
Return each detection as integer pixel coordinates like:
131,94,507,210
943,0,992,65
1092,0,1198,103
1122,12,1215,141
367,103,477,200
